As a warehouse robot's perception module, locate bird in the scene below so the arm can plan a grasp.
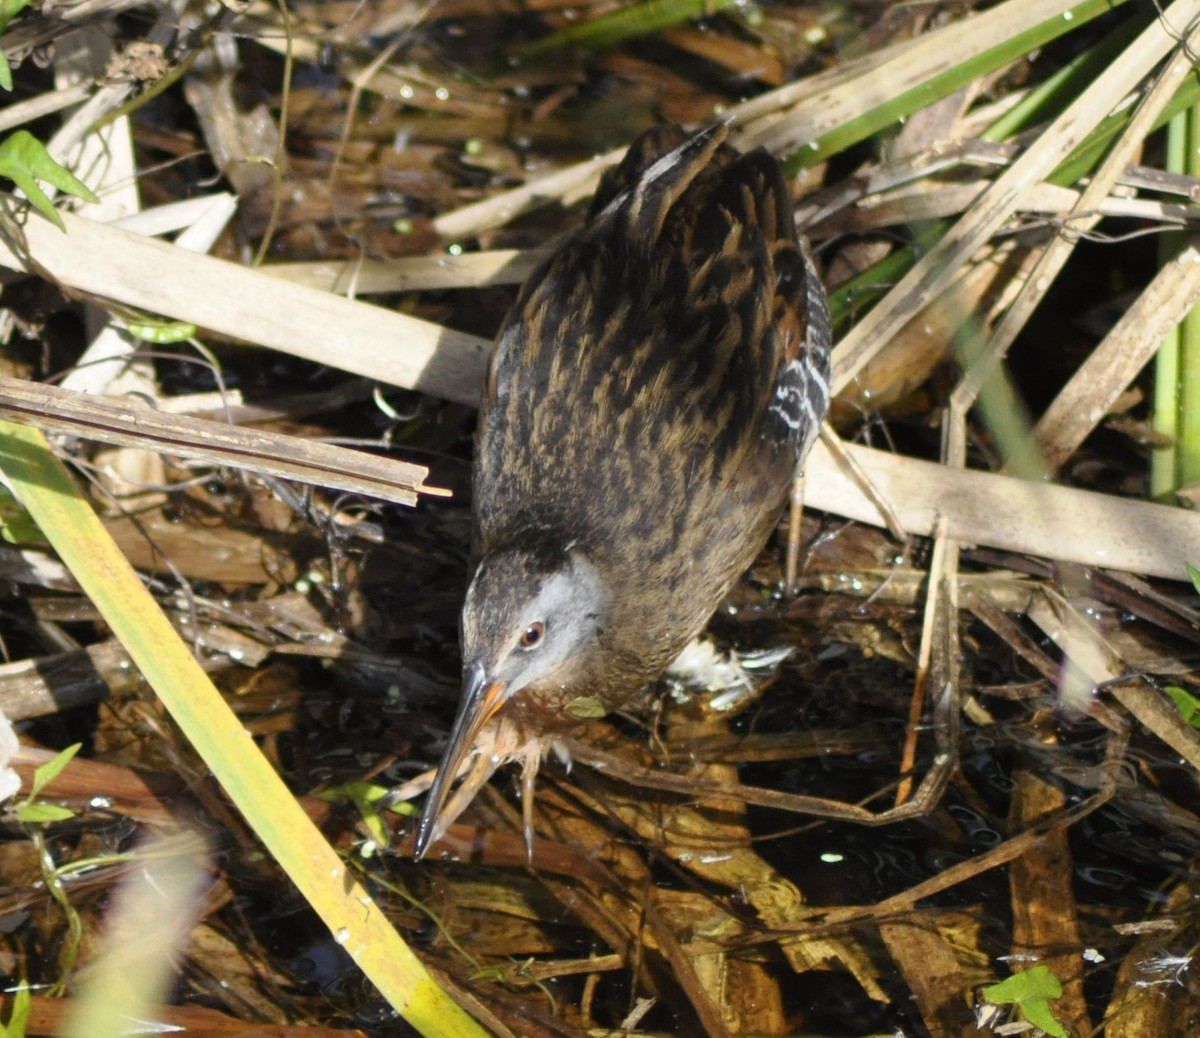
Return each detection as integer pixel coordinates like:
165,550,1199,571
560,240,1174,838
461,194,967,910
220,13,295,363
412,123,832,860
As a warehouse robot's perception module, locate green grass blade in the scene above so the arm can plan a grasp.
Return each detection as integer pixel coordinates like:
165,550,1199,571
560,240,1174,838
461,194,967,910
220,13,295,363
827,244,921,332
1179,104,1200,487
517,0,742,57
982,11,1149,141
1052,73,1200,186
784,0,1129,173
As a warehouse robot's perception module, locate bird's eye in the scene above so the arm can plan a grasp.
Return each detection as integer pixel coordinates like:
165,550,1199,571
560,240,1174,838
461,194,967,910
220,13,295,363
520,622,545,648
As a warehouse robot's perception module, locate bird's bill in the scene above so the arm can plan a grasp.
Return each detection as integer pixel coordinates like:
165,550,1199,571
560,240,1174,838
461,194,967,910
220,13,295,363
413,660,507,860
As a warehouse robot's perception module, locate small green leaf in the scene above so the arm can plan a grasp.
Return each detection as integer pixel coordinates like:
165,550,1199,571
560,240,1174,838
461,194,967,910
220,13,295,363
125,320,197,344
0,130,100,230
983,964,1063,1003
0,980,31,1038
982,965,1067,1038
0,1,33,23
1188,562,1200,597
28,743,81,800
319,779,389,807
1021,997,1069,1038
1164,686,1200,727
565,695,606,719
388,800,417,817
16,802,76,824
320,780,416,846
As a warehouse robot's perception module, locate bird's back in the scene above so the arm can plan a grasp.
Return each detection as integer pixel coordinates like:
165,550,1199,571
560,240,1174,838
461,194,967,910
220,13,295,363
473,124,831,693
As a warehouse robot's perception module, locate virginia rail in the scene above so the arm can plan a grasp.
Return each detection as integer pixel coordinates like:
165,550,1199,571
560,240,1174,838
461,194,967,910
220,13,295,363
413,123,831,859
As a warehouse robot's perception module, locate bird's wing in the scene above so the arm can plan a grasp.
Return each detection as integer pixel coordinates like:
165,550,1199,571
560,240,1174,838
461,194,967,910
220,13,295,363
474,126,830,554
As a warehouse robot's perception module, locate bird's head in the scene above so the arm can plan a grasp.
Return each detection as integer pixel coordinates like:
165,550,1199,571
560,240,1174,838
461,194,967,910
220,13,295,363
413,544,607,858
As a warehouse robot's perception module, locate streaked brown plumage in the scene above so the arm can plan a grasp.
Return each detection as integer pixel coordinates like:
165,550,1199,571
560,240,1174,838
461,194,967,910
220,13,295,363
413,123,831,859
